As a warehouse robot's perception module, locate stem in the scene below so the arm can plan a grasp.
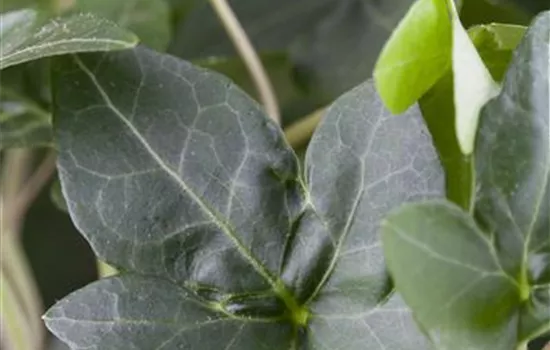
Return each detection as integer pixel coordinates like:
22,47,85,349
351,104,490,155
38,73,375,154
10,151,57,232
1,150,34,234
209,0,280,123
0,150,55,350
284,108,325,149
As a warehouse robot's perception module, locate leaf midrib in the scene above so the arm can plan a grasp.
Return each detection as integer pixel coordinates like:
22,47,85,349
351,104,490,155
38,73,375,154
71,54,300,315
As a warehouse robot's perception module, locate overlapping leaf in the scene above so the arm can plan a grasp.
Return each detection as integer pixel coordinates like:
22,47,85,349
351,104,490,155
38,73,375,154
373,0,452,113
45,46,444,349
0,8,137,70
383,11,550,349
74,0,171,51
419,23,526,209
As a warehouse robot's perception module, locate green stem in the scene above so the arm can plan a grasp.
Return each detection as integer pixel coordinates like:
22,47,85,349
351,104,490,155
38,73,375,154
284,108,325,149
209,0,280,123
0,234,44,350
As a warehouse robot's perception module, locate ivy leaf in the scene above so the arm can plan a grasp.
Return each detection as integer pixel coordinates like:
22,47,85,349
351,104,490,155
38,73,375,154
44,46,443,348
382,11,550,349
475,10,550,342
373,0,452,114
73,0,171,51
382,201,521,349
419,23,526,209
196,53,316,123
0,8,138,70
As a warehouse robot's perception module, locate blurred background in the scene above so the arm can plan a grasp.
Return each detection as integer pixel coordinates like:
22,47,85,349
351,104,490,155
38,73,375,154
1,0,549,349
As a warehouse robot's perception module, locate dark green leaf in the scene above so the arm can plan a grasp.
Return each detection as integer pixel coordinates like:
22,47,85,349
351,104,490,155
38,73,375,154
0,8,138,70
383,12,550,349
170,0,416,104
73,0,171,51
45,46,444,348
45,275,295,349
460,0,532,27
196,53,316,124
475,11,550,342
296,81,444,348
419,23,526,209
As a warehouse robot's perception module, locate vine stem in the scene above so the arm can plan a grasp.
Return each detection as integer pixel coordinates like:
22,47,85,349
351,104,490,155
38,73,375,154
0,150,55,350
209,0,281,124
10,151,57,235
284,108,325,148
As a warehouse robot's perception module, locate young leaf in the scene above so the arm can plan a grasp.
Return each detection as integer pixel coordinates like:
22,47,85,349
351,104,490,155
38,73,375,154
383,11,550,349
73,0,171,51
419,23,526,209
469,23,527,81
449,1,500,156
0,9,138,70
45,46,444,348
373,0,452,113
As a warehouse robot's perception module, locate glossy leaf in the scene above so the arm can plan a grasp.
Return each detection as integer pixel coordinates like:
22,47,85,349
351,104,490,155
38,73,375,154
44,46,444,349
475,10,550,342
74,0,171,51
382,201,521,349
383,11,550,349
373,0,452,113
196,53,315,123
170,0,417,105
419,23,526,209
0,8,137,70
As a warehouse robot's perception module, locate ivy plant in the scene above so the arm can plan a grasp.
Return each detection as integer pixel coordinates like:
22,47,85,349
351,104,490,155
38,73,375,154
41,46,444,348
0,0,548,349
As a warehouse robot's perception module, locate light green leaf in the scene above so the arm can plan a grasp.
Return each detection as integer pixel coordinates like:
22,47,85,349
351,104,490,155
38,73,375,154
45,46,444,348
449,1,500,155
383,11,550,349
419,23,526,209
382,201,521,349
73,0,171,51
0,8,138,70
373,0,452,113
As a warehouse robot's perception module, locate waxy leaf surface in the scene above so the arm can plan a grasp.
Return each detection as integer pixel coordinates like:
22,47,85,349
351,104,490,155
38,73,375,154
45,46,444,349
383,11,550,349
